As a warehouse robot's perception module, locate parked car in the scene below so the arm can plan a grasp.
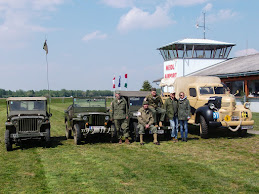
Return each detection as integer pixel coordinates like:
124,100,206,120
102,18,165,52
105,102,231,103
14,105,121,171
5,97,51,151
64,97,114,145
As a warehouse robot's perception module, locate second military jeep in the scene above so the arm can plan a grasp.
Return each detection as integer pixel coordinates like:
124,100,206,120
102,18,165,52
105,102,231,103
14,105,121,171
64,97,114,145
5,97,51,151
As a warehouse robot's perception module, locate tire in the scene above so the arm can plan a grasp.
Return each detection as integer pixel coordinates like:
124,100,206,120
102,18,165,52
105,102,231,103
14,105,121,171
200,115,209,139
5,130,12,151
110,124,117,143
65,121,72,139
45,128,51,147
133,122,140,142
238,129,247,137
74,124,81,145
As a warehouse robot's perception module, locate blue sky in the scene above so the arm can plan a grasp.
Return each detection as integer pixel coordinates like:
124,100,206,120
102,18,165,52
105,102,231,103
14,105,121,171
0,0,258,91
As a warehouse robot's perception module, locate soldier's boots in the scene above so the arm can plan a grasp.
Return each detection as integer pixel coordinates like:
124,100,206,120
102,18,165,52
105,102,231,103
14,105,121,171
125,138,130,145
159,121,163,127
119,139,122,144
140,134,144,145
153,133,160,145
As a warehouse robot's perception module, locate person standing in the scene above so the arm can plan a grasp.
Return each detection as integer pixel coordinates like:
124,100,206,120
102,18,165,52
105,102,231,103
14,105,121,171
178,92,191,142
164,90,178,142
110,91,130,144
144,88,166,127
137,101,160,145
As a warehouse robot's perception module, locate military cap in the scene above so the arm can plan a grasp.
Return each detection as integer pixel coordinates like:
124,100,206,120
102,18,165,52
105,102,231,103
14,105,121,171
143,101,149,105
115,90,121,94
151,88,156,92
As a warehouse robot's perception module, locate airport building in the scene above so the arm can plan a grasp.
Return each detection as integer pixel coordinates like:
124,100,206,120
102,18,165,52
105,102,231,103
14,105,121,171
154,38,259,112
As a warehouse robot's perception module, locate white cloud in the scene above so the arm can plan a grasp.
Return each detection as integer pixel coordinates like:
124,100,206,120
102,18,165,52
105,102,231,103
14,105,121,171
235,49,259,57
101,0,134,8
203,3,212,11
165,0,208,9
206,9,237,23
117,7,175,32
0,0,65,48
82,31,108,42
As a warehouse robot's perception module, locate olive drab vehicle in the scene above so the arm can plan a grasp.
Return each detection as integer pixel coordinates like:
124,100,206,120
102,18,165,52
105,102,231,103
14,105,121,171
119,91,171,141
64,97,113,145
160,76,254,138
5,97,52,151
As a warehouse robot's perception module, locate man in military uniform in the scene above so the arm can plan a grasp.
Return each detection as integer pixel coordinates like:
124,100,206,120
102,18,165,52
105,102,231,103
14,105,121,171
164,89,178,142
137,101,160,145
144,88,166,127
110,91,130,144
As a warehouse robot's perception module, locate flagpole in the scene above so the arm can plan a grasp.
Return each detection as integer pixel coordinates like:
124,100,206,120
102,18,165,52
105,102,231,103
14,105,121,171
43,39,50,113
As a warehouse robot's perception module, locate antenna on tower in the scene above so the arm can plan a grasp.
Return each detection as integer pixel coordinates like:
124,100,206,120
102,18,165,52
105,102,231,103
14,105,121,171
196,12,206,39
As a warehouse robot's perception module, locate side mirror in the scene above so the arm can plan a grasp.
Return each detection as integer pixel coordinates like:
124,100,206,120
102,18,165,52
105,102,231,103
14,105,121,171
49,113,52,117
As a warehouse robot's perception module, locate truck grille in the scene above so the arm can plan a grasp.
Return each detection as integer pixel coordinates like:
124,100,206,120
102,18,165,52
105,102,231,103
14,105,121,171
91,115,105,126
18,118,39,132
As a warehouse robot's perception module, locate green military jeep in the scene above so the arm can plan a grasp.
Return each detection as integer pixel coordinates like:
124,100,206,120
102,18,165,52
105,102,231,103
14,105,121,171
5,97,51,151
119,91,171,141
64,97,114,145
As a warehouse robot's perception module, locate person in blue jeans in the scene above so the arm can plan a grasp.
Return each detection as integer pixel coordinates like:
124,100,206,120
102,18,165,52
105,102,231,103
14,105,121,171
178,92,191,142
164,90,178,142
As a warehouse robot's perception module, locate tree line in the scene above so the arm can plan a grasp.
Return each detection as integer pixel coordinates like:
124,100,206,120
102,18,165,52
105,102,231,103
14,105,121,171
0,89,113,98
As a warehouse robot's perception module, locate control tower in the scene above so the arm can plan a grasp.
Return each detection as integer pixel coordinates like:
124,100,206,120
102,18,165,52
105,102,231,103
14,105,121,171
157,38,235,92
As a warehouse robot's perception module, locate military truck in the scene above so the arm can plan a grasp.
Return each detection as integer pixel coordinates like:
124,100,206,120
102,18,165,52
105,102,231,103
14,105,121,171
64,97,113,145
119,91,171,141
160,76,254,138
5,97,51,151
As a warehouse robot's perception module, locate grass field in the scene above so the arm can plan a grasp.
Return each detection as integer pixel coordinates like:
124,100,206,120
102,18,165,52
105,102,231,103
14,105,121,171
0,98,258,193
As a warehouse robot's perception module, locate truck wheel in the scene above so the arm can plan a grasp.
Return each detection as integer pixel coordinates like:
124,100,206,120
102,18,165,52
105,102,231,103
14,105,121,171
111,124,117,143
5,130,12,151
45,128,51,147
133,122,140,142
238,129,247,137
65,121,72,139
74,124,81,145
200,115,209,139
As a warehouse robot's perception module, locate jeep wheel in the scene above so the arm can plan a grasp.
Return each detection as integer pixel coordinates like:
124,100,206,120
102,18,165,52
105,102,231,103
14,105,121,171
5,130,12,151
200,115,209,139
111,124,117,143
238,129,247,137
65,121,72,139
45,128,51,147
133,122,140,142
74,124,81,145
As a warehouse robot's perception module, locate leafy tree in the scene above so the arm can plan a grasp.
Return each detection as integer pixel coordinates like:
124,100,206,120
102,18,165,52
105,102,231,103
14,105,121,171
140,80,152,91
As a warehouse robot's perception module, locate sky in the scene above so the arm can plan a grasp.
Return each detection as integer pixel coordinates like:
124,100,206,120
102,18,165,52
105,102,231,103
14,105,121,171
0,0,258,91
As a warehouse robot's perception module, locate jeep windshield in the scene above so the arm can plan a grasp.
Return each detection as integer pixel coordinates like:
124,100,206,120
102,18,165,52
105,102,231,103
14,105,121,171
199,87,224,95
129,97,145,106
74,98,106,107
9,101,46,111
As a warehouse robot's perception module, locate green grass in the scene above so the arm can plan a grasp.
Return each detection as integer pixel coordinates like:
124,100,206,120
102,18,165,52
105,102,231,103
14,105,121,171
0,99,258,193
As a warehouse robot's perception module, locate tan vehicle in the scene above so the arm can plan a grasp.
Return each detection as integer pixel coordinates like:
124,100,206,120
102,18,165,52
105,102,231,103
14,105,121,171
161,76,254,138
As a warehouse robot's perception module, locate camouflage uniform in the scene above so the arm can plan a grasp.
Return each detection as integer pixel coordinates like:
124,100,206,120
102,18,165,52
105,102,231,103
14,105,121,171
137,107,157,135
144,94,166,124
110,97,129,139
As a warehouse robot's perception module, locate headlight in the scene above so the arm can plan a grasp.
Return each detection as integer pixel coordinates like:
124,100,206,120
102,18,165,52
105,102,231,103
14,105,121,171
209,103,215,110
83,116,88,121
105,116,109,120
244,102,250,109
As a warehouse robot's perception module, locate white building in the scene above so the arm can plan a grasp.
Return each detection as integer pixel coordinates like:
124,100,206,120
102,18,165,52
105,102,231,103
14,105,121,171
155,38,235,92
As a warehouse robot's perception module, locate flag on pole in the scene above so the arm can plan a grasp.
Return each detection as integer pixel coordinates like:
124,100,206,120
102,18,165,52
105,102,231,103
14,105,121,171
118,76,121,87
124,74,128,88
43,40,48,54
113,76,115,88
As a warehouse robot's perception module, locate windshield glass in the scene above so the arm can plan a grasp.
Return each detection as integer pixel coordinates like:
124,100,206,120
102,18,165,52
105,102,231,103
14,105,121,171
9,101,46,111
200,87,224,95
74,98,106,107
129,97,145,106
214,87,224,94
